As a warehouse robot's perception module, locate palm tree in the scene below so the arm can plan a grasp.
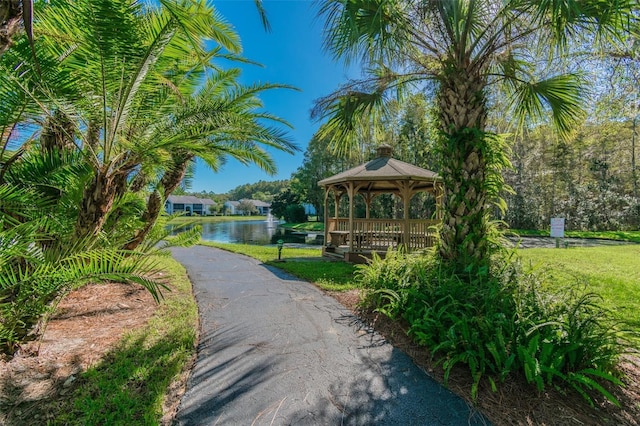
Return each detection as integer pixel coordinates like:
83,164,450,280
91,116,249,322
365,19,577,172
1,0,296,243
316,0,634,271
123,74,297,250
0,0,298,353
35,0,244,239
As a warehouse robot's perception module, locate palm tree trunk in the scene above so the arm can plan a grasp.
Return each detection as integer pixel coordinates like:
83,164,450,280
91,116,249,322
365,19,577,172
75,164,133,241
437,69,490,270
123,154,193,250
86,119,100,153
0,1,22,57
41,110,76,153
75,169,119,239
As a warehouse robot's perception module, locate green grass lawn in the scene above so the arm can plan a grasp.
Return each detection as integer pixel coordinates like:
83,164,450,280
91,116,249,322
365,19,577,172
279,221,324,232
53,255,198,425
200,241,359,292
518,245,640,339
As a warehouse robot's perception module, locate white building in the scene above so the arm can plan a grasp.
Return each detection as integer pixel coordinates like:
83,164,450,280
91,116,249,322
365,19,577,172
165,195,216,216
223,199,271,215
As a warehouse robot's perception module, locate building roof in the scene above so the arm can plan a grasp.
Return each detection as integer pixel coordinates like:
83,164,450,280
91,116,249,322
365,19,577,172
167,195,216,205
226,199,271,208
242,199,271,208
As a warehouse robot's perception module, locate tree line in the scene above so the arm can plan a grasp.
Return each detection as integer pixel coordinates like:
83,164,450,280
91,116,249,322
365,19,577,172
290,102,640,232
226,88,640,233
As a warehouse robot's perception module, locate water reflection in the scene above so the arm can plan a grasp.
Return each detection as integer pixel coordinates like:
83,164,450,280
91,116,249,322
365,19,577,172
170,220,323,245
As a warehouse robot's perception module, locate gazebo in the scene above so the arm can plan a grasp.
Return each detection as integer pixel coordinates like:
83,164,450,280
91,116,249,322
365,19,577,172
318,145,443,263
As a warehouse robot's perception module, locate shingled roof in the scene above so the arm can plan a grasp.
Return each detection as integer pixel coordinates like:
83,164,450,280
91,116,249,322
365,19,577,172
317,145,440,192
167,195,216,205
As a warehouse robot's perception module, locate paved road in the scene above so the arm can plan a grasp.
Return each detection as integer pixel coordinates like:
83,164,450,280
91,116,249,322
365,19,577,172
171,245,488,425
508,236,635,249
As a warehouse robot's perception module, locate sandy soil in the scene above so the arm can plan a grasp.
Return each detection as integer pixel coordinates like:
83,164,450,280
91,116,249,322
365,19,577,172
0,282,157,425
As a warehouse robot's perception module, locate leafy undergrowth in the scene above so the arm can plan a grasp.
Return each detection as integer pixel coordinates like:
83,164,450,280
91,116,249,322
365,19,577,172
50,255,197,425
356,248,640,424
337,291,640,426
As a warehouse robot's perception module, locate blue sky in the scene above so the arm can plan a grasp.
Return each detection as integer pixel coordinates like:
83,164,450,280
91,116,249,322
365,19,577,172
191,0,358,194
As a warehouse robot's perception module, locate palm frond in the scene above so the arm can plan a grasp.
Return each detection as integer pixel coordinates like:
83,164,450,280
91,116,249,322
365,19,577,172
313,74,391,156
4,149,91,198
161,0,241,58
107,7,178,161
0,183,56,224
521,0,635,49
0,221,48,267
60,249,167,302
132,210,201,255
155,224,202,255
252,0,272,32
318,0,411,66
509,73,586,139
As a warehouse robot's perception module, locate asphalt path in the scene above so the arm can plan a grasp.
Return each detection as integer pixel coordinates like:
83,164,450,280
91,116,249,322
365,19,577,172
171,245,488,425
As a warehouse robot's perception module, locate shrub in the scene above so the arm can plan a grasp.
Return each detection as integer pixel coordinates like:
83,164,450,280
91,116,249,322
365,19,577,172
358,249,626,405
284,204,307,223
356,248,435,319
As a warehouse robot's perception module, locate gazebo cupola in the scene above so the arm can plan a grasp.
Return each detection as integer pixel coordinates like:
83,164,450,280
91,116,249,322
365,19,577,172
318,145,443,263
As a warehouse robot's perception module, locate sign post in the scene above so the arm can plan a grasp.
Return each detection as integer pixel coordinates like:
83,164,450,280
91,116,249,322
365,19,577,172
550,217,565,248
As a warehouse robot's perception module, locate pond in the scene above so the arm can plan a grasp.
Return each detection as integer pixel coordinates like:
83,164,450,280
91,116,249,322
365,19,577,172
170,219,324,245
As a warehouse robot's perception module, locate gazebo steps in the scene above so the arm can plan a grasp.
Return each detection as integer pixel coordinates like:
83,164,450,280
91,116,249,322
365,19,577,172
322,245,344,259
322,251,344,261
322,246,394,264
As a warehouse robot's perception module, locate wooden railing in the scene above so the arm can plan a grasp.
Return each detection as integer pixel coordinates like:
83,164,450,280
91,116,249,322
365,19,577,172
326,218,438,252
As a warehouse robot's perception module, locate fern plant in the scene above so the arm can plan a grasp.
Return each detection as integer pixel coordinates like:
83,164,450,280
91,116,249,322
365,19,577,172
357,248,628,406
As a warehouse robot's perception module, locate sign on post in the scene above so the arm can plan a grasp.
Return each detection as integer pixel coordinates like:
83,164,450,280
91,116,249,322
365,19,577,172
550,217,565,238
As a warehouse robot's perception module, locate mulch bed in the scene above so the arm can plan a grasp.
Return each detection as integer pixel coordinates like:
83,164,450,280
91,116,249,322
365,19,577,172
0,283,157,425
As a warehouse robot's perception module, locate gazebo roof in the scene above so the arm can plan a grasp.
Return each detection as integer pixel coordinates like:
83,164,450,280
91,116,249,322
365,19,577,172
317,145,440,193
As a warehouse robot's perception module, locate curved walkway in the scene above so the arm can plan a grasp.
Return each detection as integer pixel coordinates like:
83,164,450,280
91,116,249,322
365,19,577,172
171,245,488,425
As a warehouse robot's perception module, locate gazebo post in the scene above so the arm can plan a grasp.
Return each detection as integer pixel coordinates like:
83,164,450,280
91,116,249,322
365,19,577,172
365,196,370,219
404,192,410,251
323,187,329,246
435,182,444,220
361,192,374,219
347,182,355,252
397,181,412,251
